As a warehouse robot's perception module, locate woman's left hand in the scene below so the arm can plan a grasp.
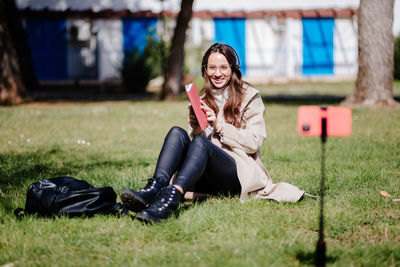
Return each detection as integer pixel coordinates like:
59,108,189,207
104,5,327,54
200,100,222,131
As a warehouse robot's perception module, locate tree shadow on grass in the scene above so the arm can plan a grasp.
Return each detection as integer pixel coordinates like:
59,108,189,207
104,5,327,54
262,94,400,106
0,149,135,189
0,146,147,213
262,94,346,106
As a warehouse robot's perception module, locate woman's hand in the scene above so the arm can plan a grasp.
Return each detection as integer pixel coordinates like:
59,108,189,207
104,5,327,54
200,100,222,131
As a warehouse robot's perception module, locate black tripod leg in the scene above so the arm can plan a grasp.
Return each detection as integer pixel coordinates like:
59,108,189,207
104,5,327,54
315,118,327,267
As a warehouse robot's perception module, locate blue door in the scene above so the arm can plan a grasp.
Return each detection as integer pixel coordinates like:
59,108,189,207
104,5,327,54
214,18,246,75
122,18,158,53
25,18,67,80
302,18,334,75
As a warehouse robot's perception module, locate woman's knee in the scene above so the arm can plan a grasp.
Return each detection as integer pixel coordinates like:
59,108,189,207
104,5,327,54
191,135,209,151
166,126,190,143
169,126,186,135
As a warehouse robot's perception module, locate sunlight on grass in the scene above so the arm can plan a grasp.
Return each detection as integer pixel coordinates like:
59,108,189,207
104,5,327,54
0,88,399,266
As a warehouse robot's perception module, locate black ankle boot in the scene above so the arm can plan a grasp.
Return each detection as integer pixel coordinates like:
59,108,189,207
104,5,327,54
120,178,167,212
136,185,182,223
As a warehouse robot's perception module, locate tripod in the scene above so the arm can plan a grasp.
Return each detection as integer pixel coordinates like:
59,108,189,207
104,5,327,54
315,116,327,267
297,105,352,267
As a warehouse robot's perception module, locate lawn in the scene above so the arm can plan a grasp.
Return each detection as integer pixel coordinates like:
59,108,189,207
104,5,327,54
0,84,399,266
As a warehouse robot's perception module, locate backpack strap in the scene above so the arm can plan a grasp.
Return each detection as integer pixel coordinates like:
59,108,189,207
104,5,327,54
14,207,25,220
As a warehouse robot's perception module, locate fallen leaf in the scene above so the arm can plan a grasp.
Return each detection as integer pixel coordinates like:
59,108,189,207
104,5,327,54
393,199,400,202
379,191,391,197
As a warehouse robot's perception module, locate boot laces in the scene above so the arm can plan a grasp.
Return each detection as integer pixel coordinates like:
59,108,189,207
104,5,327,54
152,187,178,211
140,178,156,192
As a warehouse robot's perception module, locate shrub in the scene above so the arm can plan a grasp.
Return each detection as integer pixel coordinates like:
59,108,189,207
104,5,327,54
120,38,168,93
394,34,400,80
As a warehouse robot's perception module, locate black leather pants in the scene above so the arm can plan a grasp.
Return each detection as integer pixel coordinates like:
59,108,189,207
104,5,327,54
152,126,241,196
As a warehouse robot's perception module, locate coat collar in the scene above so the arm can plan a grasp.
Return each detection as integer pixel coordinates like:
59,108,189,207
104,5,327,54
240,85,260,111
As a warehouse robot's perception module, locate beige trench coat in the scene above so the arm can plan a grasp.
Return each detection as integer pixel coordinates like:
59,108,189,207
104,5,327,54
188,86,305,202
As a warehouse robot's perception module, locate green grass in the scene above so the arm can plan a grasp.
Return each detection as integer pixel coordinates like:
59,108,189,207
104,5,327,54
1,86,399,266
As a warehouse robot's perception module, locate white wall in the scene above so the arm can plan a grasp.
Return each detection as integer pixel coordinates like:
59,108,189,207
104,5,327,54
193,0,359,11
189,18,214,46
16,0,359,11
16,0,400,36
394,0,400,36
245,18,304,79
285,18,303,78
15,0,181,12
67,19,98,79
245,19,275,77
334,18,358,76
188,16,359,79
96,19,123,81
18,0,398,80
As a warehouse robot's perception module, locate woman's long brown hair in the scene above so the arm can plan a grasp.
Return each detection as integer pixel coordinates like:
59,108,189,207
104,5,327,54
201,43,246,128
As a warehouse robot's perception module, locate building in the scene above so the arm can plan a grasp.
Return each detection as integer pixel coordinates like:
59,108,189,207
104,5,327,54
16,0,400,85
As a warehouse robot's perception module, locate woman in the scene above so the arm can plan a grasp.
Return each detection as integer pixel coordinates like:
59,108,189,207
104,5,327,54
121,43,305,223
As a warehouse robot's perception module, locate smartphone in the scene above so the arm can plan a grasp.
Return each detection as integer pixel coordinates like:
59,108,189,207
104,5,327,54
297,106,352,137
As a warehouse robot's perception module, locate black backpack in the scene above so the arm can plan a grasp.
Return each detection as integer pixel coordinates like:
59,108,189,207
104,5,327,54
14,176,126,218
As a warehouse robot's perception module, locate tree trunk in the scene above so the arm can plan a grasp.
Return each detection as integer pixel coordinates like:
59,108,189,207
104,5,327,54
342,0,398,107
161,0,194,100
0,0,28,105
6,0,38,92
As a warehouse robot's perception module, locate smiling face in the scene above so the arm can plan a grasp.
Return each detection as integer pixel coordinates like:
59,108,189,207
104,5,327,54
206,52,232,89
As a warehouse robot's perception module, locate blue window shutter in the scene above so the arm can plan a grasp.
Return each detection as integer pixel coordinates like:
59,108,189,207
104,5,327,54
302,18,334,75
122,18,158,53
26,18,67,80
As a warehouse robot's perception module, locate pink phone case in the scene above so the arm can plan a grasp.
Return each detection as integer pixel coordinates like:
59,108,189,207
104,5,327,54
298,106,352,137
